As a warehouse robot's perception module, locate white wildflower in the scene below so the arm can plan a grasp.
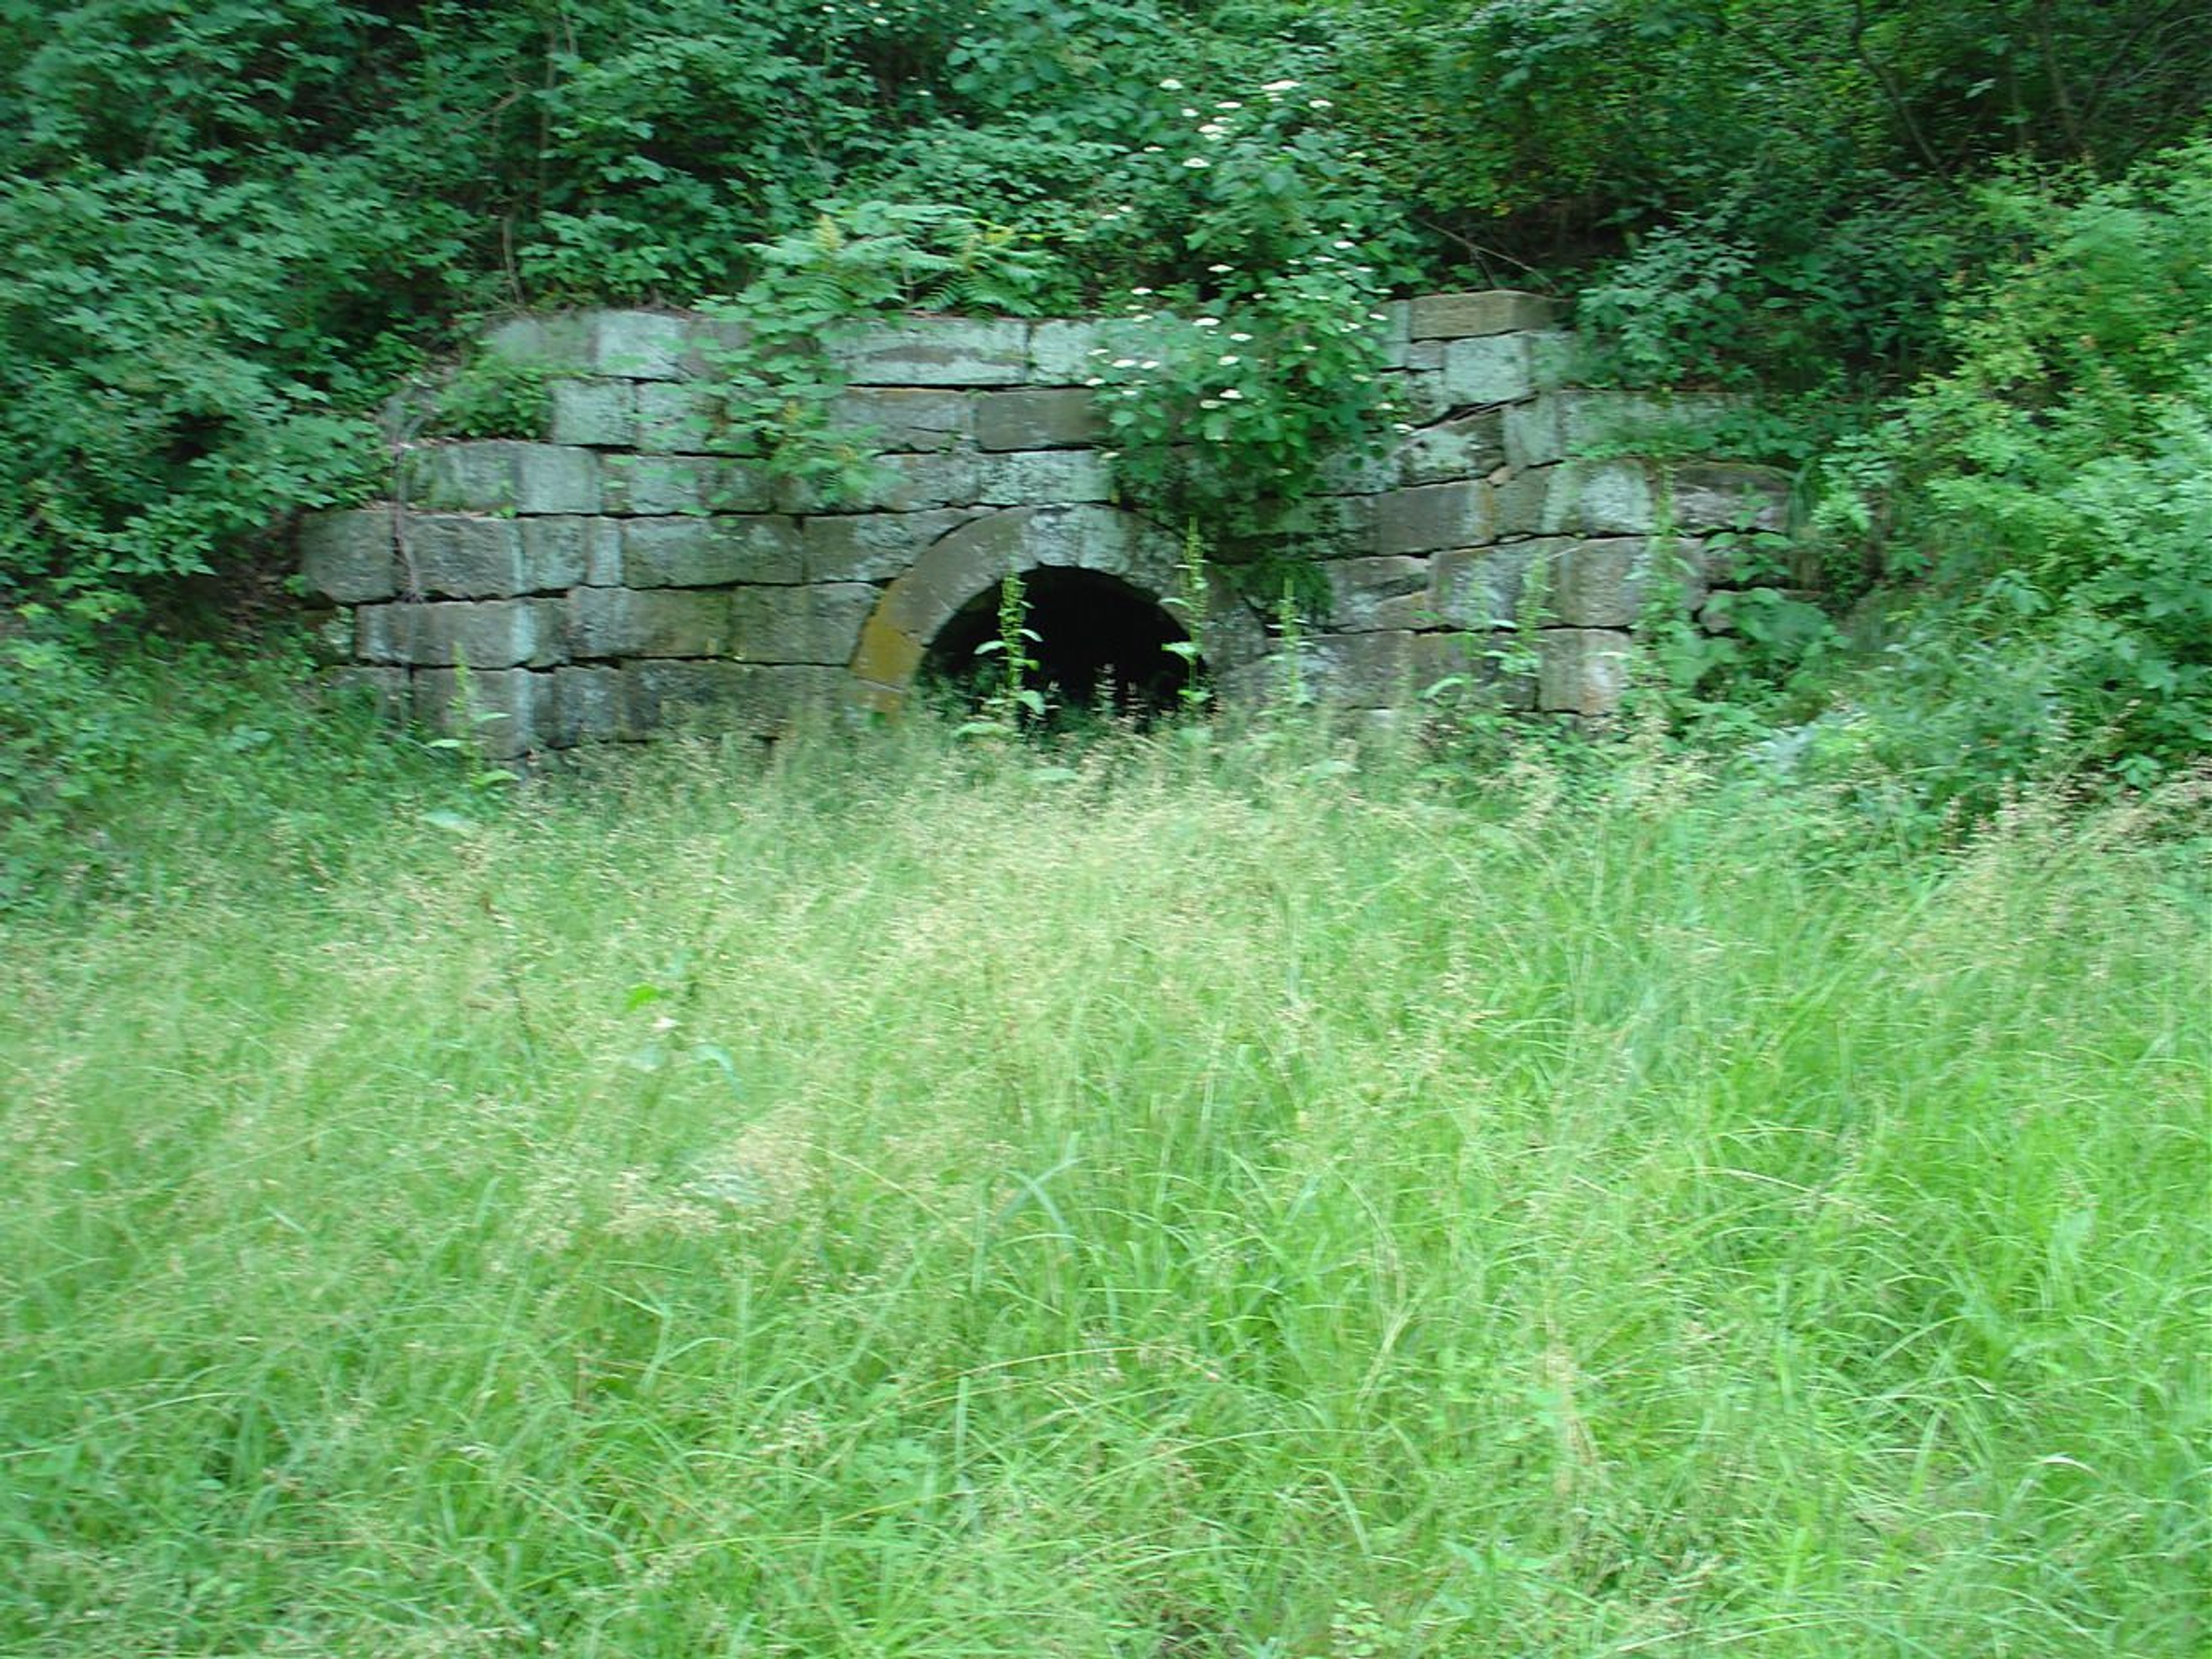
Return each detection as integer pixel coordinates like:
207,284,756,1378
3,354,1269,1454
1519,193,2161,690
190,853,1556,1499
1221,388,1245,399
1262,79,1301,93
1160,78,1184,90
1193,316,1220,328
1218,354,1240,365
1184,157,1211,169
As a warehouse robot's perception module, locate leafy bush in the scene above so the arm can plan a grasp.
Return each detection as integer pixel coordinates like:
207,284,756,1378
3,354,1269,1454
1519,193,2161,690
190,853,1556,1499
1816,138,2212,787
1085,75,1409,541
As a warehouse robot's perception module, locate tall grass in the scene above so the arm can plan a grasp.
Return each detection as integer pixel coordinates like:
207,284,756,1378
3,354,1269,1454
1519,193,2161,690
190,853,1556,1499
2,714,2205,1656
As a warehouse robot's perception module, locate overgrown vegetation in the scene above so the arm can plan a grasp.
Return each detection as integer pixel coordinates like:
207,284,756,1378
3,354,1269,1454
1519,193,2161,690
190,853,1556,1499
1,0,2207,816
2,714,2206,1654
2,9,2205,1646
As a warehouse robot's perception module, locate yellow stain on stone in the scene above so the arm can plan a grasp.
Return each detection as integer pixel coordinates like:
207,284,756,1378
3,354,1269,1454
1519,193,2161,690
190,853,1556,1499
849,612,923,690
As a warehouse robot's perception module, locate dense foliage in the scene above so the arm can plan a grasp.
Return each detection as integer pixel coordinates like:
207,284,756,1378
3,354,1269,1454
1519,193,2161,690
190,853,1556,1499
0,0,2206,806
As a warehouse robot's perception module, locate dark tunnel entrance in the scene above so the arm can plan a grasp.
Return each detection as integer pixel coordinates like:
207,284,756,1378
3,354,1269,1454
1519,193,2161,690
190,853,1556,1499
919,568,1201,721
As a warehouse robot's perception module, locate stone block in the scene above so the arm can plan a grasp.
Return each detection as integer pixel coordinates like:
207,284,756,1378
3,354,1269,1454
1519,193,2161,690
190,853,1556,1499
548,379,637,448
1407,290,1562,340
1410,631,1535,710
1550,537,1653,627
1312,441,1397,494
796,451,981,513
308,608,357,665
802,508,981,583
316,665,409,720
1323,556,1434,632
1244,495,1377,559
522,516,622,589
1296,631,1419,709
1537,628,1632,715
1027,320,1104,382
566,586,734,659
976,449,1113,506
1396,411,1508,485
1493,470,1550,536
403,516,527,599
622,516,803,588
1374,481,1491,556
589,310,692,380
300,510,396,603
552,665,636,745
1506,390,1740,469
1665,463,1790,533
834,388,973,452
358,600,560,669
730,583,877,665
750,665,854,726
975,388,1100,451
1430,545,1536,631
1441,335,1536,406
513,445,604,514
632,382,758,456
603,454,772,516
481,313,593,375
1382,368,1452,424
622,661,848,734
1540,460,1658,536
414,668,547,759
838,317,1029,386
403,442,603,515
1016,503,1151,578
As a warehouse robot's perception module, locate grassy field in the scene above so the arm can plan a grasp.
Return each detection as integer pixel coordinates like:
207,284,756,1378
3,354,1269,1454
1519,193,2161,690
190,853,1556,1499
2,715,2206,1656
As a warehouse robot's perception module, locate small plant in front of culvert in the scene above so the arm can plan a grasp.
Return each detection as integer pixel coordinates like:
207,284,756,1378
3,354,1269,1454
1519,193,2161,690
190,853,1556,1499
958,569,1045,737
1271,573,1315,709
1159,519,1212,715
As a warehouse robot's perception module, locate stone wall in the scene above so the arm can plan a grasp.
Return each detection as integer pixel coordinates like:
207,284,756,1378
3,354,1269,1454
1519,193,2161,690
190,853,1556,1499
300,292,1786,755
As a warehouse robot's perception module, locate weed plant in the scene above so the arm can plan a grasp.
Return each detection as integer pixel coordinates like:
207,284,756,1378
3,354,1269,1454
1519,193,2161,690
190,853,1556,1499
0,706,2205,1656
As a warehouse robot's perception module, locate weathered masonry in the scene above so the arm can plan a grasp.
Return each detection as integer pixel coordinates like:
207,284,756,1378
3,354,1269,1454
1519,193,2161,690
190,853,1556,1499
300,292,1786,756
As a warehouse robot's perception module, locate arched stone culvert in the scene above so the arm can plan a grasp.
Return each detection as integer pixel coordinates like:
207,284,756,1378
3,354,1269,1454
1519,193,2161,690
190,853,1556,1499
922,567,1196,718
297,295,1796,755
846,505,1269,714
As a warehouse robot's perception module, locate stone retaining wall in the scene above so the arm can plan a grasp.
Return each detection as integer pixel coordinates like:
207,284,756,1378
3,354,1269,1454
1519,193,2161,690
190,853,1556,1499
300,292,1786,755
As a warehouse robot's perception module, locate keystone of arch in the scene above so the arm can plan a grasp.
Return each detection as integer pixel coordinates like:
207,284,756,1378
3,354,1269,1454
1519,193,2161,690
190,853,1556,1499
847,505,1268,707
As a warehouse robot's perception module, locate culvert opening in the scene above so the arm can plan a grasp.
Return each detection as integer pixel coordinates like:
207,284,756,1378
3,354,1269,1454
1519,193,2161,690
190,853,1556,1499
919,568,1201,721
